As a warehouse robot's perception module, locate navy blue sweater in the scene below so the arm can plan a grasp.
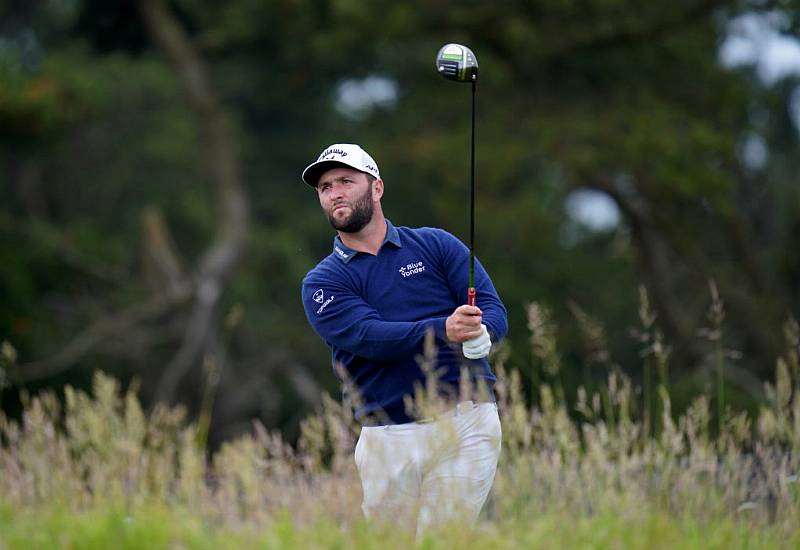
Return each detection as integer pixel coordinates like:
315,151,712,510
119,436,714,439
301,220,508,425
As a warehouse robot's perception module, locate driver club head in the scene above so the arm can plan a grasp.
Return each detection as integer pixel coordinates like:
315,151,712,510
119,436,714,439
436,43,478,82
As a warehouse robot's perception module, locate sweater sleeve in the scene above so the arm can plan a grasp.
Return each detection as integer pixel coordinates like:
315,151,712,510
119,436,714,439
302,271,448,361
433,229,508,342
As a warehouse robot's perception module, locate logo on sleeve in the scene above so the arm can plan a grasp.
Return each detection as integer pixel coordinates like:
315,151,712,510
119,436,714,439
312,288,334,314
398,261,426,278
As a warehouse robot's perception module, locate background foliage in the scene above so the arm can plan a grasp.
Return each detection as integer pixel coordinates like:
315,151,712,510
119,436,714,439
1,0,798,446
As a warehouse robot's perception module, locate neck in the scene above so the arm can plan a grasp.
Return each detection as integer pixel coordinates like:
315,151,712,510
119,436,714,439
338,211,387,255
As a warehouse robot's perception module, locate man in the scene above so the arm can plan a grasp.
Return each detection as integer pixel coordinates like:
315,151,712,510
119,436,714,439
300,143,507,536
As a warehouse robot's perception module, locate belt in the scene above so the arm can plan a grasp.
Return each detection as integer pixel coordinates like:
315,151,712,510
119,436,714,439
415,400,480,424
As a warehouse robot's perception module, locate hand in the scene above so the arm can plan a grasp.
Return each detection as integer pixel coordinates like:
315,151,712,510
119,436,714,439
446,305,483,342
463,324,491,359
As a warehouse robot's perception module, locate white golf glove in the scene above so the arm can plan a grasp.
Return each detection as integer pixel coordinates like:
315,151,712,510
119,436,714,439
462,324,491,359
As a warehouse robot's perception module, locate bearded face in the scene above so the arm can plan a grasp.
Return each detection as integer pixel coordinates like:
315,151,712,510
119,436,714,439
324,178,374,233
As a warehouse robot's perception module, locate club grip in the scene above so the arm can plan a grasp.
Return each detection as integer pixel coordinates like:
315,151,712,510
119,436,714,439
467,287,476,307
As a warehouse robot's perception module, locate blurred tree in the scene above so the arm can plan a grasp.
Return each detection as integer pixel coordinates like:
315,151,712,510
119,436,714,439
1,0,798,444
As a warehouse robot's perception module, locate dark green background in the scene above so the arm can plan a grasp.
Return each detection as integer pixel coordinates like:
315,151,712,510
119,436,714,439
1,0,798,446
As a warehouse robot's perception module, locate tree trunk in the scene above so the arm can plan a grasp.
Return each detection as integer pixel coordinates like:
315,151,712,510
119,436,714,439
138,0,248,404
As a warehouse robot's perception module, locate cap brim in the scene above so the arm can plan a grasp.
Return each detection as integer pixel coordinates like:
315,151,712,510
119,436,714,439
302,160,351,187
302,160,373,187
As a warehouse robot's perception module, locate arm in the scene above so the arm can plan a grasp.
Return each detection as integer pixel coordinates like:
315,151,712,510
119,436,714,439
434,230,508,342
302,275,448,361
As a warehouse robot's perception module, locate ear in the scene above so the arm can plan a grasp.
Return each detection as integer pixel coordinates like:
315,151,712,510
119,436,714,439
372,178,384,201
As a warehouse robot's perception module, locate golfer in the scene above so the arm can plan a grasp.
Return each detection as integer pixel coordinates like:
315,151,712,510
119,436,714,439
300,143,507,535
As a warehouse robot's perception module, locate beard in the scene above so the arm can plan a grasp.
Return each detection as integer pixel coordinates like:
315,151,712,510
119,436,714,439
326,185,374,233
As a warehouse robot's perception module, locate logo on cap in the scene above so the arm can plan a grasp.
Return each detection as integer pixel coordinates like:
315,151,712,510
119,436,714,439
302,143,380,187
319,147,348,161
312,289,324,303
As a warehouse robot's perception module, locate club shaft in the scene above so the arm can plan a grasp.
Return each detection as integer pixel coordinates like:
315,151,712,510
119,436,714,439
469,80,476,304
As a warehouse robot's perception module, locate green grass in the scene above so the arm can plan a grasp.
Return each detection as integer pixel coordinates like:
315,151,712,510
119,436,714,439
0,501,793,549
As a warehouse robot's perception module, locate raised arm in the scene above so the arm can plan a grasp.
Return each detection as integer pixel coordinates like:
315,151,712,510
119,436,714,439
433,229,508,342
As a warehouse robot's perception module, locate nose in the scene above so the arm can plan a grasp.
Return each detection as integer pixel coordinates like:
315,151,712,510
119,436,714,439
329,182,345,201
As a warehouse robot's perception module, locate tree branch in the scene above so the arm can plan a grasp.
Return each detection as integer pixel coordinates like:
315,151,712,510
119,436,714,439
138,0,248,404
141,205,186,293
574,173,705,370
11,283,192,383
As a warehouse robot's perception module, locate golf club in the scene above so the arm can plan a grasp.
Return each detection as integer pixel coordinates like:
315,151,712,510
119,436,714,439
436,43,479,306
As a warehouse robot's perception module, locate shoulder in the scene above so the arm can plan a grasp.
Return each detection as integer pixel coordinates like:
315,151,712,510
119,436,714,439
302,254,341,287
397,226,461,246
400,226,467,258
301,255,353,315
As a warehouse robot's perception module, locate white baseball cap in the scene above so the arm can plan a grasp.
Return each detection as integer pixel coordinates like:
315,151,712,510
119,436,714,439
301,143,381,187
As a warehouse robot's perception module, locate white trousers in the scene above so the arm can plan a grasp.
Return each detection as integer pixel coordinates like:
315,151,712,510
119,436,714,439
354,401,502,537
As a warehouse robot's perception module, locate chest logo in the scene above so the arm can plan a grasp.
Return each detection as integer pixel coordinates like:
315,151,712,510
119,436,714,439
399,261,426,278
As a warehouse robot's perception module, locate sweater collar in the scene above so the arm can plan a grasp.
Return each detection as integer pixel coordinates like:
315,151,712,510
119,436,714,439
332,220,401,264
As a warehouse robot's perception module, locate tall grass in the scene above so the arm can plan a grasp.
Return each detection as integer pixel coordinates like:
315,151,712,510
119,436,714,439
1,295,799,548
